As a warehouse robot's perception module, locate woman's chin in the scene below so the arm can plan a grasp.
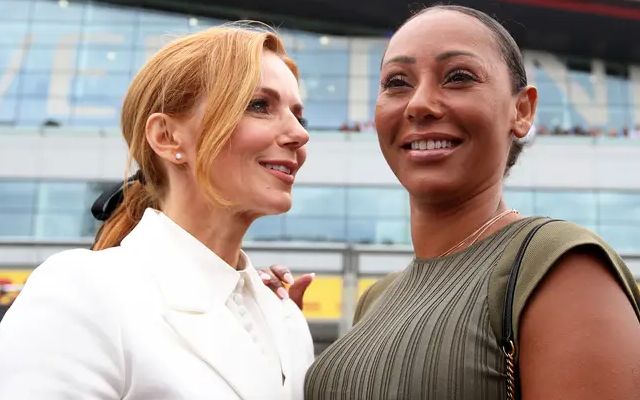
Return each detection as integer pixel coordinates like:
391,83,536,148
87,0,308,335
255,196,292,216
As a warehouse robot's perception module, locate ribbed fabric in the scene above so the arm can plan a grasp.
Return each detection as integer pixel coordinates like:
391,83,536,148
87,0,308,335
304,218,640,400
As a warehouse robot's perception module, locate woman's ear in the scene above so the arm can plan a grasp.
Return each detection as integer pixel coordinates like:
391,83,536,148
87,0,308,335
512,86,538,139
145,113,186,164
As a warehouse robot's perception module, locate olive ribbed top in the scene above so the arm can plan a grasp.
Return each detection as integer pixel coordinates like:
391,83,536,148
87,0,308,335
304,218,640,400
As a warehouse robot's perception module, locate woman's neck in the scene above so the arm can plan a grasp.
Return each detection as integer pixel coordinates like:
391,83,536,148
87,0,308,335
410,183,518,259
162,197,251,270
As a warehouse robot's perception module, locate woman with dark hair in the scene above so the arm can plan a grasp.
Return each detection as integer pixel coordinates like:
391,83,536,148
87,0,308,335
304,5,640,399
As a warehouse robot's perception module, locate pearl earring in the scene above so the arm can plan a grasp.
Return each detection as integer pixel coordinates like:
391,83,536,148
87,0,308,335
175,153,183,160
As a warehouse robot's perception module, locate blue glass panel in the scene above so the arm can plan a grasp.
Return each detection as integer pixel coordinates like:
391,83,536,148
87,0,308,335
535,106,565,131
0,181,37,210
0,23,30,45
246,215,285,241
567,105,590,131
284,216,346,242
536,82,566,107
73,73,129,99
369,75,381,101
81,25,136,50
533,190,597,225
0,212,33,236
38,182,86,211
567,70,595,102
0,47,29,72
0,1,32,20
302,76,348,101
347,187,407,217
135,26,190,50
304,100,348,130
367,41,387,74
85,2,137,24
76,48,133,73
289,186,345,217
504,189,536,216
607,106,632,131
20,72,56,96
290,33,349,52
188,18,226,31
598,224,640,254
0,97,18,123
70,97,121,127
25,49,76,72
17,98,71,125
29,22,82,46
293,52,348,76
33,0,85,21
34,211,87,238
0,72,21,96
598,192,640,224
132,49,153,72
606,76,631,106
347,218,409,244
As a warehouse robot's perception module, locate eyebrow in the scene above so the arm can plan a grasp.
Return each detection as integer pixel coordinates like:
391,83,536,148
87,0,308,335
382,55,416,67
257,86,304,113
381,50,480,68
435,50,480,61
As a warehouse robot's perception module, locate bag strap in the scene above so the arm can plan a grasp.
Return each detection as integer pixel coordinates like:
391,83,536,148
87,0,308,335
500,218,560,400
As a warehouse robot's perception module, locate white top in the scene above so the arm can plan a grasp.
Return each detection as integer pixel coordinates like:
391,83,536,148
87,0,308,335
157,211,283,383
0,208,314,399
227,271,283,381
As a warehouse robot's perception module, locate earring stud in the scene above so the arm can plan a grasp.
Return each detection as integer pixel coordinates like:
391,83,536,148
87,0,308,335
175,153,183,160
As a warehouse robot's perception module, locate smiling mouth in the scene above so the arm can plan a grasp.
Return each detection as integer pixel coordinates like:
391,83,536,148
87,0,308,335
261,163,292,175
401,139,461,151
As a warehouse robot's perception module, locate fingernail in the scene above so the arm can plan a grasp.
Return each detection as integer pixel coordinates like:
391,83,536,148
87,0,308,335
309,273,316,279
276,287,289,299
259,272,270,281
284,272,294,285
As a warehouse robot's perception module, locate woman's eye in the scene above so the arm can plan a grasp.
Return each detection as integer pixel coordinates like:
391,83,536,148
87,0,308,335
297,116,308,128
247,98,269,113
445,70,476,84
381,75,410,89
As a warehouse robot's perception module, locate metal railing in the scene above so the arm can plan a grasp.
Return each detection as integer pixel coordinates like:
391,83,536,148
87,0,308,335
1,239,639,337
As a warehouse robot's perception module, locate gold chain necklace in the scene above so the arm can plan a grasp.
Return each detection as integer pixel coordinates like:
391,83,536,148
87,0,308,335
439,209,518,257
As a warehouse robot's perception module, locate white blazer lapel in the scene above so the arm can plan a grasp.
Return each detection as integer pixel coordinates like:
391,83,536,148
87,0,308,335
163,307,282,399
122,210,286,399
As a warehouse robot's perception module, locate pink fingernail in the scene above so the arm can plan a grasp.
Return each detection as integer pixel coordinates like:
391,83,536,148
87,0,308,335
284,272,294,285
276,287,289,299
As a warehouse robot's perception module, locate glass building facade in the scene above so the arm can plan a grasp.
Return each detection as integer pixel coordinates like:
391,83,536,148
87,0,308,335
0,1,639,255
1,179,640,254
0,0,639,132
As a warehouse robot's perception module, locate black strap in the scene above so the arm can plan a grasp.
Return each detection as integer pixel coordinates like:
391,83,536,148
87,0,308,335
501,218,560,348
500,218,560,399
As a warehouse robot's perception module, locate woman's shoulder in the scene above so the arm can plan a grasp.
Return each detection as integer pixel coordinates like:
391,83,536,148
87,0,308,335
34,246,131,281
488,217,639,343
13,246,138,313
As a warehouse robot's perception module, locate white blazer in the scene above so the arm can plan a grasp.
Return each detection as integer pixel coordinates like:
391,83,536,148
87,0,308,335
0,210,314,399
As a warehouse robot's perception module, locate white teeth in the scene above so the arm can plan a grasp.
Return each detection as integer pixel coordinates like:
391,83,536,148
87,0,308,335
264,163,291,175
409,140,454,151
